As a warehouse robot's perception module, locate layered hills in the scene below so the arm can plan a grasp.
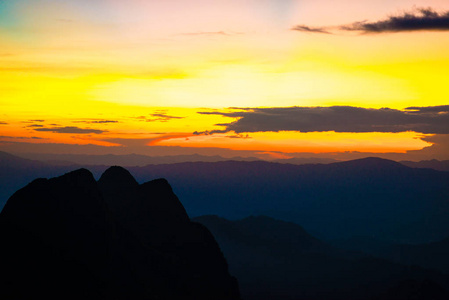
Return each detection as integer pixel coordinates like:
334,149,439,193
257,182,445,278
128,157,449,243
2,151,449,244
194,215,449,300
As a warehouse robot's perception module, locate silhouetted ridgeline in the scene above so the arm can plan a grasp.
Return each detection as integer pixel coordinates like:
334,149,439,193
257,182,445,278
128,157,449,243
2,151,449,244
0,167,240,300
194,215,449,300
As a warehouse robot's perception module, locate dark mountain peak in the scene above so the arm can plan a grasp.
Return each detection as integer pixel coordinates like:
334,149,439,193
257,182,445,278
194,215,223,222
334,157,406,170
1,168,105,223
53,168,97,187
236,215,318,244
0,168,240,300
141,178,173,193
98,166,138,188
138,178,190,225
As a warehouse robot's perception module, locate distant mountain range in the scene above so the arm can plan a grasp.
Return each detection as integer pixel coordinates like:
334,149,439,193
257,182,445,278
12,151,449,171
400,159,449,172
15,152,260,166
194,215,449,300
3,162,449,299
332,234,449,275
126,158,449,243
2,151,449,244
0,167,239,300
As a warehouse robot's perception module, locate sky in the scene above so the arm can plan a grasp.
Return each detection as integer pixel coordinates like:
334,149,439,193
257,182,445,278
1,0,449,160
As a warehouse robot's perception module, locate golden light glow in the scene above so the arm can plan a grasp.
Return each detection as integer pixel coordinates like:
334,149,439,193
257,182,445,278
1,0,448,159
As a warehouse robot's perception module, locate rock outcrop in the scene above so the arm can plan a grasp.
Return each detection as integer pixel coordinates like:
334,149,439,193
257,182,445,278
0,167,240,300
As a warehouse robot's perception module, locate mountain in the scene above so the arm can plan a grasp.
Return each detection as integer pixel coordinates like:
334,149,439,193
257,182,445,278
0,167,240,300
194,215,449,300
15,152,260,166
400,159,449,172
274,157,338,164
128,157,449,243
0,151,108,209
332,234,449,276
3,152,449,243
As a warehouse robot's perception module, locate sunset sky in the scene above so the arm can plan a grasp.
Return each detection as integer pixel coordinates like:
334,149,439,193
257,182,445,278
1,0,449,160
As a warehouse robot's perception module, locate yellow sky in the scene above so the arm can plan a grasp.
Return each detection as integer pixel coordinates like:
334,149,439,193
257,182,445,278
1,0,448,159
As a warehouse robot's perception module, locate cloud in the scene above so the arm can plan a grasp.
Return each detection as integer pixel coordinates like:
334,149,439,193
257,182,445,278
135,112,184,122
293,7,449,34
74,119,119,124
0,122,7,125
26,124,44,128
291,25,331,34
194,105,449,135
409,134,449,158
342,8,449,33
405,105,449,113
34,126,106,134
226,134,252,139
0,136,43,140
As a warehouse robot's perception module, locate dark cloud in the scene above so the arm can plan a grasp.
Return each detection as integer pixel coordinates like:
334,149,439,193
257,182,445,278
26,124,44,128
91,120,118,124
34,126,106,134
342,8,449,33
409,134,449,158
193,129,228,135
136,113,184,122
0,122,7,125
74,119,119,124
0,136,43,140
22,120,45,124
405,105,449,113
226,134,252,139
291,25,331,34
194,105,449,135
293,7,449,34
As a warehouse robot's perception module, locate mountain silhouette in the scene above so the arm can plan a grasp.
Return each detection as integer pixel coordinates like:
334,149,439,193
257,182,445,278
401,159,449,172
194,215,449,300
0,167,240,300
2,151,449,243
128,157,449,243
333,233,449,276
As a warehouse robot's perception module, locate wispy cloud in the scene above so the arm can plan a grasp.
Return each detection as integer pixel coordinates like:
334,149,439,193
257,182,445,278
0,136,43,140
293,7,449,34
135,112,184,122
194,105,449,135
74,119,119,124
291,25,331,34
34,126,106,134
0,122,7,125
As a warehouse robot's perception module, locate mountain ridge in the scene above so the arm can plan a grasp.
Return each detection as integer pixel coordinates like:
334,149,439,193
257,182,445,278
0,167,240,300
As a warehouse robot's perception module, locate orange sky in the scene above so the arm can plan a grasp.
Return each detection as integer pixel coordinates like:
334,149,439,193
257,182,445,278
1,0,449,160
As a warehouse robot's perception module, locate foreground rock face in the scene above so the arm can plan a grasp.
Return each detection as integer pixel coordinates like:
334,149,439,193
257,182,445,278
0,167,240,300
